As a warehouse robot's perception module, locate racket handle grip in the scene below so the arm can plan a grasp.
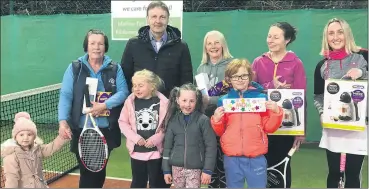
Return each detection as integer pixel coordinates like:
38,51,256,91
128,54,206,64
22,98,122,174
340,153,346,172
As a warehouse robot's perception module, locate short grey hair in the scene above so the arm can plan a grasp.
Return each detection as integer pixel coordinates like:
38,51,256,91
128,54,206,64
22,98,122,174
146,1,170,17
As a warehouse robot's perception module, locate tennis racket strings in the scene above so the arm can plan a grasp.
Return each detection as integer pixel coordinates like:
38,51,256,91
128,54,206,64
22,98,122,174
80,128,107,171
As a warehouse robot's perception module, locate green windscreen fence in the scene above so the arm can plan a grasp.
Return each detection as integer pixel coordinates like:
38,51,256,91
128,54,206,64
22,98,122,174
1,9,367,142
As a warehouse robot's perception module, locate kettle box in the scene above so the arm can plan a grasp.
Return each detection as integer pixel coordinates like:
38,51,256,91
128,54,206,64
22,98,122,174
267,89,305,136
322,79,367,131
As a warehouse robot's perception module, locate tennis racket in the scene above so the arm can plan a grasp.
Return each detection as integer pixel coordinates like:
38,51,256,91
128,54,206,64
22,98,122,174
338,153,347,188
267,147,296,188
78,84,109,172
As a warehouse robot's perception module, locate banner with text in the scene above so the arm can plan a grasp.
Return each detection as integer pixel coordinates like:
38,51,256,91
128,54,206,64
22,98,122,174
111,1,183,40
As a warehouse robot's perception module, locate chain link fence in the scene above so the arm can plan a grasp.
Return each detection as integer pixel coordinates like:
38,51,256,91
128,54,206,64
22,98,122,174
1,0,367,16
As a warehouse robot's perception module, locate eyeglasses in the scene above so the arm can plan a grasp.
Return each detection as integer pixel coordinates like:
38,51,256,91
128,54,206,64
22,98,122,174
230,74,249,81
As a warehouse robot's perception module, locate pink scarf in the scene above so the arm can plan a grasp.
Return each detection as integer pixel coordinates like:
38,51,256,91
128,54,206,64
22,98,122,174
324,48,349,60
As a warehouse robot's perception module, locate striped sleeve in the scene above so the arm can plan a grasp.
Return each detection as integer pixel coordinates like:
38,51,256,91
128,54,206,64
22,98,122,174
313,59,326,115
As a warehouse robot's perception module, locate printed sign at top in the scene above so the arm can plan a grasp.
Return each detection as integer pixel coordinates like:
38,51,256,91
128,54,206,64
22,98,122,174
111,1,183,40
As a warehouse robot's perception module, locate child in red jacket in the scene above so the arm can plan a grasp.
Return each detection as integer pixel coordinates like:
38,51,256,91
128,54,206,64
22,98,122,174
211,59,283,188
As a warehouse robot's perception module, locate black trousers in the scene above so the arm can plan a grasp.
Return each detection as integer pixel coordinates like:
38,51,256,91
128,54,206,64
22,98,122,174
326,150,364,188
75,151,111,188
130,158,171,188
265,135,295,188
208,137,227,188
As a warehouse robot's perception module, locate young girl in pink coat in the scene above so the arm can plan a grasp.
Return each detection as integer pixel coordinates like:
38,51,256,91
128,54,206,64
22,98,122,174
1,112,68,188
118,69,171,188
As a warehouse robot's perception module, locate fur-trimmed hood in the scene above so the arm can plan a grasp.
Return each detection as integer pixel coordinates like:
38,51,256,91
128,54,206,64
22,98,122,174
1,137,44,158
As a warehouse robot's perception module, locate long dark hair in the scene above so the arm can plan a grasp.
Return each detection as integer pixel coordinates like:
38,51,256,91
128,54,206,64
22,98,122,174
162,83,203,131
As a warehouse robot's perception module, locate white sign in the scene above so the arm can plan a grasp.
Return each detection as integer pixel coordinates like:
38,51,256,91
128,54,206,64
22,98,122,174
223,98,267,113
268,89,305,136
111,1,183,40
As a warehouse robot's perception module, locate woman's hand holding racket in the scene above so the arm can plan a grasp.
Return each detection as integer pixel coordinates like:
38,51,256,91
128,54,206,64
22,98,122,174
86,101,107,117
293,136,305,150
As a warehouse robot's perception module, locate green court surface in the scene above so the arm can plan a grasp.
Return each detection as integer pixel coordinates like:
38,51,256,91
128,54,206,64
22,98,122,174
72,138,368,188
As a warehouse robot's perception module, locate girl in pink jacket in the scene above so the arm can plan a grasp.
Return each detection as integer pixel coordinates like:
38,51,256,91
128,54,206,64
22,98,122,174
1,112,68,188
118,69,170,188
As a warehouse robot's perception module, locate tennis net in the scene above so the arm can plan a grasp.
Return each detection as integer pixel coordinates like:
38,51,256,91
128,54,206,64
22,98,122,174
0,84,78,187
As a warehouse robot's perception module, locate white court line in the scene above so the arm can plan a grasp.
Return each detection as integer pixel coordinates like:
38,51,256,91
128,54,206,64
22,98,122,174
41,170,132,182
41,169,207,187
67,172,133,182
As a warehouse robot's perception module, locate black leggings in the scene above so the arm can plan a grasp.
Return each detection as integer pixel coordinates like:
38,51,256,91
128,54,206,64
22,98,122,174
208,137,226,188
326,150,364,188
265,135,295,188
130,158,171,188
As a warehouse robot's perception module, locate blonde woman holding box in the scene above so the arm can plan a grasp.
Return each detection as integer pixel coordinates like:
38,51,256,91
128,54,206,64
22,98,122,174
313,18,368,188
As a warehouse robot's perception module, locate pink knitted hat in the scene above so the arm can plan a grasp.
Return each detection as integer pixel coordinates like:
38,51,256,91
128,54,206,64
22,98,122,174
12,112,37,138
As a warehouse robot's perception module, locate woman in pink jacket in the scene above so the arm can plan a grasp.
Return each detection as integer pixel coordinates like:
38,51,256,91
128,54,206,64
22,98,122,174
252,22,307,188
118,69,170,188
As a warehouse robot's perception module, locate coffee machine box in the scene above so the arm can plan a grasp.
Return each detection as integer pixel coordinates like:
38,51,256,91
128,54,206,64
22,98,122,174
322,79,367,131
267,89,305,136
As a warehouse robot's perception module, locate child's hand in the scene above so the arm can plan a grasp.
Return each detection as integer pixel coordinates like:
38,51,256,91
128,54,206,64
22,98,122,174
137,138,146,146
144,140,155,148
201,172,211,185
213,107,225,122
265,101,280,113
164,174,172,184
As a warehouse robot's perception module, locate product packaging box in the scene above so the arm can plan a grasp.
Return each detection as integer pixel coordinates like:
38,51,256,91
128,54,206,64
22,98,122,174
268,89,305,136
322,79,367,131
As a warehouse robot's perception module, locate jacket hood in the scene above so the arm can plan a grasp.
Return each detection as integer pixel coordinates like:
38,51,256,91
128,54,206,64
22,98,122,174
1,137,44,158
205,58,233,66
137,25,181,42
262,51,300,63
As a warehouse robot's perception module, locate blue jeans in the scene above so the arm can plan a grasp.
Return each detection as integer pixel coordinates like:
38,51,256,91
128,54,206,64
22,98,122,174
223,155,267,188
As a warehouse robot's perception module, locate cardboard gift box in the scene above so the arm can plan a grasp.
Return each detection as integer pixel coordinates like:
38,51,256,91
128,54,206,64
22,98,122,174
322,79,367,131
96,92,112,116
267,89,305,136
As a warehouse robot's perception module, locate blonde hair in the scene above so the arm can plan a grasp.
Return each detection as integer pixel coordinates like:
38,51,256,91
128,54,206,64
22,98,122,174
225,59,254,82
132,69,163,96
320,18,361,55
201,30,233,64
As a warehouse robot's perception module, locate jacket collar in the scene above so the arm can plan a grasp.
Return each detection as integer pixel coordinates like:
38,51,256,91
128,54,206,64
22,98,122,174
137,25,181,43
228,81,264,96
